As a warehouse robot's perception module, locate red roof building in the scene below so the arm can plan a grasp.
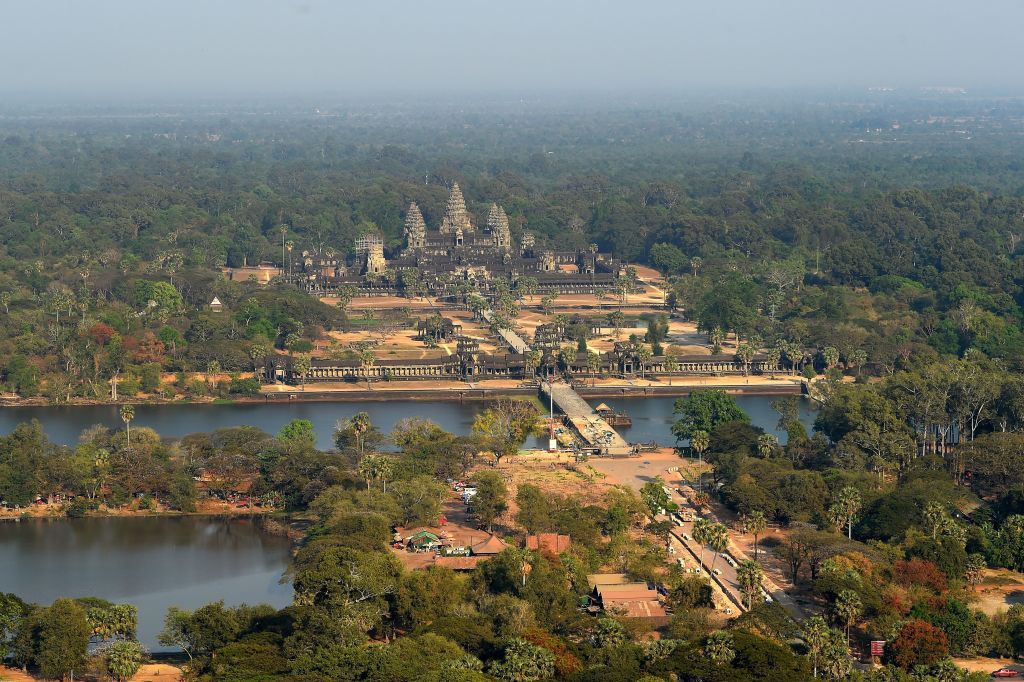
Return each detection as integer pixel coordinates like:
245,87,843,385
526,533,571,555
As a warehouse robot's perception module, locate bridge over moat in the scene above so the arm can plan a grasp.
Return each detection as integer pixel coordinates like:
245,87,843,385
541,381,632,456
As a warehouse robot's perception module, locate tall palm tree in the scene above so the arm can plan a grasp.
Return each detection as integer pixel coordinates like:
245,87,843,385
692,518,712,570
350,412,371,456
765,346,782,379
746,510,767,560
707,522,729,574
736,560,764,610
206,360,221,390
834,589,862,648
559,346,577,376
359,349,376,390
587,352,602,387
637,344,653,380
120,404,135,448
690,430,710,491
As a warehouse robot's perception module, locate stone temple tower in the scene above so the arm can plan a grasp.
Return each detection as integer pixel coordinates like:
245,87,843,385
440,182,474,234
356,234,387,276
487,203,512,251
404,202,427,250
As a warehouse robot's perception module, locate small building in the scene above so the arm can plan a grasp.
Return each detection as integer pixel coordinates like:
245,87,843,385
209,296,224,313
470,534,507,556
526,533,571,555
406,530,443,552
416,316,463,342
586,574,668,622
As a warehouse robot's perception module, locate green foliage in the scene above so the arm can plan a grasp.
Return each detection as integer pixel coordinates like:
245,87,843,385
672,390,749,441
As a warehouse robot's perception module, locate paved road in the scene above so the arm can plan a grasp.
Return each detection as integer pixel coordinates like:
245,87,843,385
667,487,807,621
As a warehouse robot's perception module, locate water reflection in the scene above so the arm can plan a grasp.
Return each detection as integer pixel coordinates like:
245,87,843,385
0,517,292,649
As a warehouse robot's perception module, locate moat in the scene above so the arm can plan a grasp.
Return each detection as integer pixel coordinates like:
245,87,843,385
0,395,815,449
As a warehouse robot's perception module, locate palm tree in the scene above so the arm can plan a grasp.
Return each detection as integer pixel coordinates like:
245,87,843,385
206,360,221,390
294,354,312,391
359,349,376,390
524,350,543,380
358,455,377,490
690,430,710,491
834,589,862,648
829,486,862,539
803,615,831,679
690,256,703,278
692,518,712,570
823,346,840,371
636,344,653,380
663,353,679,386
249,344,269,382
707,522,729,574
709,326,725,354
376,456,396,494
559,346,577,375
757,433,778,459
350,412,371,456
703,632,734,665
587,352,602,387
736,342,755,376
746,510,767,561
120,404,135,448
765,346,782,379
736,559,764,610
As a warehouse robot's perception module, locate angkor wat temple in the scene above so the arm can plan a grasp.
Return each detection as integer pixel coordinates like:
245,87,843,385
292,183,624,295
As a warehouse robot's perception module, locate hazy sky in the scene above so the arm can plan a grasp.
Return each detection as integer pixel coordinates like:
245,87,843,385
3,0,1023,97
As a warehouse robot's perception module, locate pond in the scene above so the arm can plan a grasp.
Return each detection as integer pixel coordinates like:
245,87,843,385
0,516,293,650
0,394,814,450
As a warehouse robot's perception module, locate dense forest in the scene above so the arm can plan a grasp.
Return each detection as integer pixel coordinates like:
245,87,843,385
0,95,1023,399
4,94,1024,680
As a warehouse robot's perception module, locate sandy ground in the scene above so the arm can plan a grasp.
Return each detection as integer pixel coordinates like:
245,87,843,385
0,664,183,682
954,657,1021,675
972,568,1024,616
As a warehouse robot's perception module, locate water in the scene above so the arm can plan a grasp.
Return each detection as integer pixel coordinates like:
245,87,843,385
0,516,292,650
593,394,816,445
0,395,813,449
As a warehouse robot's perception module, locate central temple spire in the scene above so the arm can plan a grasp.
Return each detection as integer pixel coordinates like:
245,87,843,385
439,182,474,234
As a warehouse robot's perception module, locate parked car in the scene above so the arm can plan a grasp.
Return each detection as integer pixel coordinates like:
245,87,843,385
991,669,1019,678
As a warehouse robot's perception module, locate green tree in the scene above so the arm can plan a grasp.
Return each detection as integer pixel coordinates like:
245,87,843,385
672,390,749,441
294,353,312,391
471,470,509,532
471,399,538,466
119,404,135,448
736,559,765,609
707,522,730,575
37,598,90,682
833,589,861,648
279,419,316,448
704,631,736,665
828,486,862,539
640,476,676,516
746,510,767,561
489,638,555,681
802,615,830,679
100,640,145,682
757,433,778,459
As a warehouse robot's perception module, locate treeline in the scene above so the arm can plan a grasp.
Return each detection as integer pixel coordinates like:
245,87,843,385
668,357,1024,671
